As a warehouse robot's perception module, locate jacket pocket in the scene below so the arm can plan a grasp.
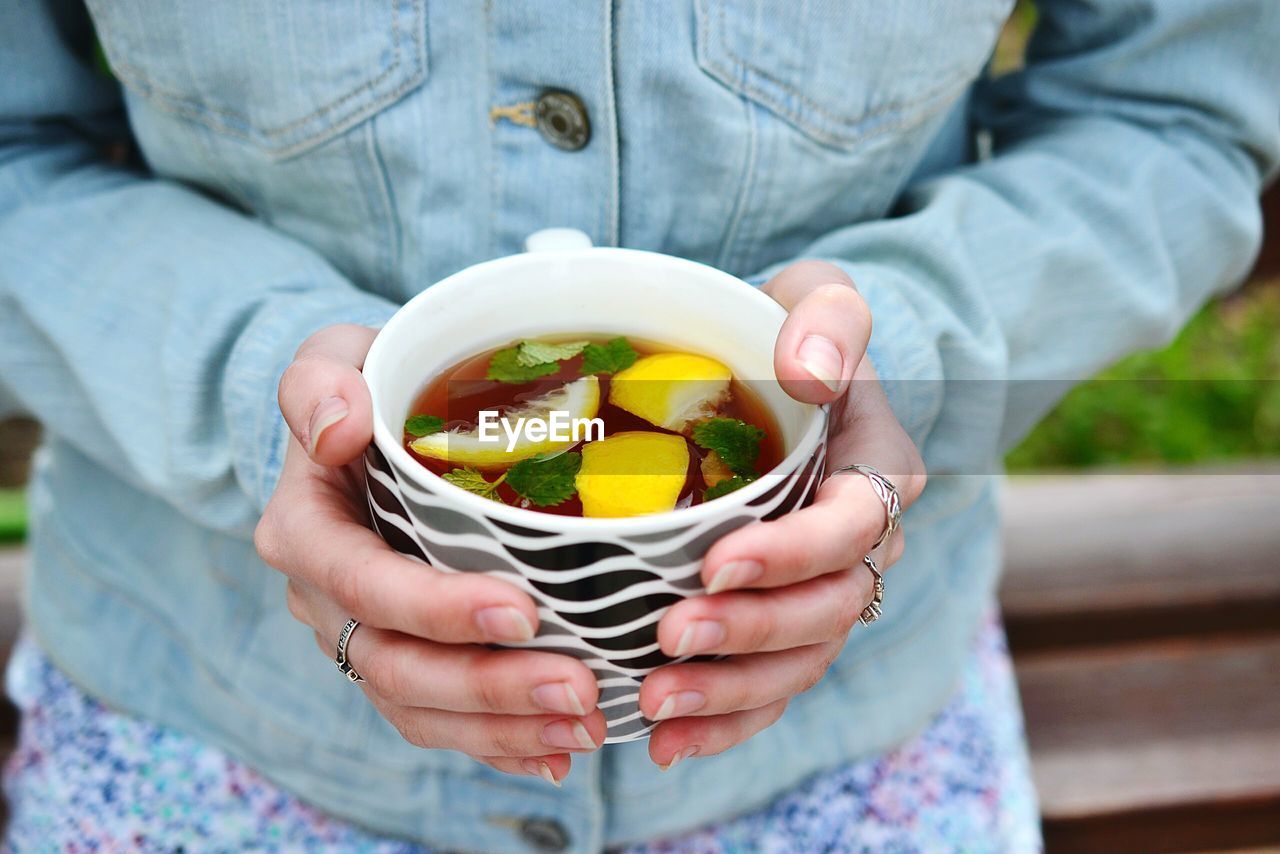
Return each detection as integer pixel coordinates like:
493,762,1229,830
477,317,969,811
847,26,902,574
694,0,1011,150
86,0,427,159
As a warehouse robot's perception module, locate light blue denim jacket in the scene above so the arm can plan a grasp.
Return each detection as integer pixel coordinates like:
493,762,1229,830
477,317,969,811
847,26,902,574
1,1,1277,851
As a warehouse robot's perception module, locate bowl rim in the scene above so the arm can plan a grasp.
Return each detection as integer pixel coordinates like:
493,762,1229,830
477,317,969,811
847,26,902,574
363,246,829,534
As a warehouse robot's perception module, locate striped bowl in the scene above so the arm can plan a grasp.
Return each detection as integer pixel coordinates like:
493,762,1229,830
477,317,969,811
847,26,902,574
362,232,827,742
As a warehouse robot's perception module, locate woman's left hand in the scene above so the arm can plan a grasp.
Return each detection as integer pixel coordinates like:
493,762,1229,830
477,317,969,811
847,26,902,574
643,261,927,770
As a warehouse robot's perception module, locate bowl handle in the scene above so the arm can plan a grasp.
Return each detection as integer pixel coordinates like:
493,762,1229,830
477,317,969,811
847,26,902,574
523,228,593,253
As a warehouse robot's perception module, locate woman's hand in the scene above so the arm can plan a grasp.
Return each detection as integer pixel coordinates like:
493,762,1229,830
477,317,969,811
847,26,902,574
254,325,606,786
643,261,927,770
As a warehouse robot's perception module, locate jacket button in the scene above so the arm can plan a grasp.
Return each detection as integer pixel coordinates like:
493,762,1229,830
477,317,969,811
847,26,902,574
519,817,570,852
535,90,591,151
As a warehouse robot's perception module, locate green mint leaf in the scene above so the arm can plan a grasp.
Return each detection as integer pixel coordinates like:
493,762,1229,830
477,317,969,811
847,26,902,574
441,467,506,502
506,451,582,507
487,346,561,383
404,414,446,437
704,475,754,501
692,418,765,477
580,336,639,375
516,339,590,367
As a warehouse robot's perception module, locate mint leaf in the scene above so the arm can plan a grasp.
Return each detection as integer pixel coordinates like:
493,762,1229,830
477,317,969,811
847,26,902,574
487,346,560,383
581,337,638,375
442,467,506,502
405,414,446,437
516,339,589,367
692,418,765,476
506,451,582,507
705,475,753,501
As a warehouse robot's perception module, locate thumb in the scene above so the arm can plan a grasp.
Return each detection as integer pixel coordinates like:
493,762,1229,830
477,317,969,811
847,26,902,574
277,324,379,466
762,261,871,405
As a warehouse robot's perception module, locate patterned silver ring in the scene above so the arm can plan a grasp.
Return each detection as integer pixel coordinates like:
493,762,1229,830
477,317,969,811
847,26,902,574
858,554,885,627
335,618,365,683
830,463,902,552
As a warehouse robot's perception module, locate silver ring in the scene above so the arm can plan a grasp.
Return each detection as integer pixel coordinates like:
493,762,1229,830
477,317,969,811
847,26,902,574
830,463,902,552
335,618,364,683
858,554,884,627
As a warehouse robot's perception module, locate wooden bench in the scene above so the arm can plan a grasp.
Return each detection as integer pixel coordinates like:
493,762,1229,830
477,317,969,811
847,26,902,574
1002,466,1280,851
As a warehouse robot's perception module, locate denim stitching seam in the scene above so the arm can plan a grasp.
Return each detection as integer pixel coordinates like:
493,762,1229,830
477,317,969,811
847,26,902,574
103,0,425,156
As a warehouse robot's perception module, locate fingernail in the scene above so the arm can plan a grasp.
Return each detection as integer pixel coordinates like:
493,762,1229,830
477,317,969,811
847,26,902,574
673,620,726,657
660,746,700,772
653,690,706,721
475,607,535,643
706,560,763,594
521,759,561,788
532,682,587,716
308,396,349,454
542,719,597,751
797,335,844,393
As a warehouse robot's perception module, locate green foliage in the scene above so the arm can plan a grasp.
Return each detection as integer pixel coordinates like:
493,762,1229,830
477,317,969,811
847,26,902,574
0,489,25,543
516,340,589,367
704,475,751,501
441,467,505,501
1007,287,1280,470
580,337,639,375
692,418,765,477
487,346,560,383
992,1,1038,76
404,414,446,437
506,452,582,507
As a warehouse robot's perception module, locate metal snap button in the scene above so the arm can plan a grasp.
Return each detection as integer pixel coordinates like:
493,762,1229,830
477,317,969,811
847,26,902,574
535,90,591,151
519,816,571,852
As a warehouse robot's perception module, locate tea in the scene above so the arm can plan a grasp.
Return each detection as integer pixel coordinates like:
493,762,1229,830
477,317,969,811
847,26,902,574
403,336,783,517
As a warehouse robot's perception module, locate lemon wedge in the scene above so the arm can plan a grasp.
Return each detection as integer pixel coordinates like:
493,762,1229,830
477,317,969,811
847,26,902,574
575,431,690,518
700,450,734,489
608,353,732,432
409,375,599,469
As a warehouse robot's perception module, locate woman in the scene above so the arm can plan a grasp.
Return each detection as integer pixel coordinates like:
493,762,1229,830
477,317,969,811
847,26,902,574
1,1,1275,851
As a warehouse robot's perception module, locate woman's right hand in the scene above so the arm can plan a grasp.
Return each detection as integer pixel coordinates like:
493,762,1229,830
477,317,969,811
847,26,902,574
254,324,605,786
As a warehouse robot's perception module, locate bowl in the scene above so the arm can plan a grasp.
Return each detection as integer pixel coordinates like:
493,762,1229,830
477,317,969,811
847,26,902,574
362,229,828,742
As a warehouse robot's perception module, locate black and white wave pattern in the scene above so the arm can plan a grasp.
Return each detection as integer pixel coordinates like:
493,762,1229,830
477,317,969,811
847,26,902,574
364,438,827,742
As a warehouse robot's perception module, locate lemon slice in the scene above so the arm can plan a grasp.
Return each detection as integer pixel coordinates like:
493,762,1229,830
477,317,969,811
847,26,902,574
700,450,734,489
608,353,732,432
409,375,600,469
575,431,691,518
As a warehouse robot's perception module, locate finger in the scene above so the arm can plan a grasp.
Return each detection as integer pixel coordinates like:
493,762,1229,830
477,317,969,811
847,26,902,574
827,357,927,504
699,470,888,592
278,324,378,466
762,261,870,403
299,587,598,715
699,361,924,594
352,636,600,716
477,755,573,787
648,699,788,770
639,642,840,720
658,567,873,657
258,495,538,643
381,704,607,758
883,527,905,566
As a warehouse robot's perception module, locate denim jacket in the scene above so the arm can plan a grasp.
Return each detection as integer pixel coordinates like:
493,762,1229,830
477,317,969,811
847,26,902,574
1,1,1276,851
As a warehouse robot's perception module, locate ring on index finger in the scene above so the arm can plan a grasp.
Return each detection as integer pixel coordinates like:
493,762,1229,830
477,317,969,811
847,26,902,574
830,463,902,552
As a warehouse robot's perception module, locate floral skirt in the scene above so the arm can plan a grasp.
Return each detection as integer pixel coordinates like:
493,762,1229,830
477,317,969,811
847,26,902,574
3,612,1040,852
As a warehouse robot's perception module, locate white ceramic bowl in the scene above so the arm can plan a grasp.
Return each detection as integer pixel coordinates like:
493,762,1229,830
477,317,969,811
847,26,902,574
362,231,828,742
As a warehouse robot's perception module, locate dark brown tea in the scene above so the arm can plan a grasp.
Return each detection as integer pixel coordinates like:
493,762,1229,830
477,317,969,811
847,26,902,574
402,336,783,518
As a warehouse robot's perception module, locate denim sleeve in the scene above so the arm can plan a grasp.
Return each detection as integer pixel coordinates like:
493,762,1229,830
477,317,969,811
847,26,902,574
0,2,397,534
759,0,1280,476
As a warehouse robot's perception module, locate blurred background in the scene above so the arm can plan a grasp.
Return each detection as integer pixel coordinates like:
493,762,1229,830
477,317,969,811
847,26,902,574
0,3,1276,851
